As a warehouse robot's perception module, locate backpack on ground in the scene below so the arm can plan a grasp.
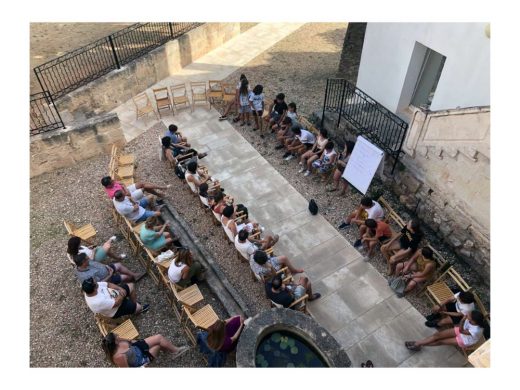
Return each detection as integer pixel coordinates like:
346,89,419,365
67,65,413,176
388,276,406,297
308,199,318,215
175,164,186,180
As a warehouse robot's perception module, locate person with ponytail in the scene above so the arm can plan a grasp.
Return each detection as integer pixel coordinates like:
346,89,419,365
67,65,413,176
102,332,189,367
405,310,486,351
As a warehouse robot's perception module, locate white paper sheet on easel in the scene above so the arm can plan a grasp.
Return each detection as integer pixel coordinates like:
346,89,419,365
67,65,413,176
342,136,384,195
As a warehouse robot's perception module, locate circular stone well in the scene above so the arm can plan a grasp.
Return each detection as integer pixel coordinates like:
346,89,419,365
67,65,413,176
236,308,351,367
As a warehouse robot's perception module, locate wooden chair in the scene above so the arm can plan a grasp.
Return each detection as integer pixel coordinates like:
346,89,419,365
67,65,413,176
467,338,490,366
270,293,309,314
221,82,237,113
423,267,471,307
63,220,97,244
94,314,139,340
152,87,173,118
170,83,191,113
133,92,158,122
183,304,219,331
208,80,224,110
190,81,209,111
378,196,407,228
111,144,135,167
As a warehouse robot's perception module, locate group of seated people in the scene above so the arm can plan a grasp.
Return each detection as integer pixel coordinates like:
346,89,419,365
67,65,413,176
337,196,489,352
162,133,322,311
338,196,433,295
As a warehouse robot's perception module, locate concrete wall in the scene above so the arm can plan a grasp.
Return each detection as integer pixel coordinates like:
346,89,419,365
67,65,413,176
356,23,490,112
55,23,242,123
30,113,125,178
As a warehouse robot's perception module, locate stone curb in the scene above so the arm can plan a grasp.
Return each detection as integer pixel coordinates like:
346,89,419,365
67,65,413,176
162,199,251,318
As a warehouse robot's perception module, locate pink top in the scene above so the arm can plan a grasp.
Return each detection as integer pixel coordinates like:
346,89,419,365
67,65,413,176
104,181,124,199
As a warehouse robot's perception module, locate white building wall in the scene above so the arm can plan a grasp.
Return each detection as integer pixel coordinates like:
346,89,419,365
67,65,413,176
356,23,490,112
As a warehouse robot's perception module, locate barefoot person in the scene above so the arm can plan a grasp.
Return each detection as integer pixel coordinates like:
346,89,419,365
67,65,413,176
234,229,279,260
405,310,486,351
101,176,169,200
102,332,190,367
326,140,355,195
393,246,436,295
360,219,393,259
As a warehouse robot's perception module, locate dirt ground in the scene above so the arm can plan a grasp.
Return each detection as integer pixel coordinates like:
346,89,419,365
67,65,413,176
30,23,134,93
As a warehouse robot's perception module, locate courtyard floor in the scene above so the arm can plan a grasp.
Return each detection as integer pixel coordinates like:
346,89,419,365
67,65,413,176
30,23,481,367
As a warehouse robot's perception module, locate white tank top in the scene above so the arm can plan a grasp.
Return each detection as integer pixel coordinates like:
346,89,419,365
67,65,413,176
168,261,186,283
221,216,235,242
322,149,337,163
185,171,200,194
317,136,328,150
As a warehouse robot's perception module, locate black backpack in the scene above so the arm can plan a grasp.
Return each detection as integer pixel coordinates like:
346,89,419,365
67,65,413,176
175,164,186,180
308,199,318,215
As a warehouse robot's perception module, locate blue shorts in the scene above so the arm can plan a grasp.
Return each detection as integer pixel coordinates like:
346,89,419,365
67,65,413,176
93,247,107,262
135,209,156,223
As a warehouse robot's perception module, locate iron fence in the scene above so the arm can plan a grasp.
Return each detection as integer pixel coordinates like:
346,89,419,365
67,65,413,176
33,22,202,100
321,78,408,173
30,91,65,135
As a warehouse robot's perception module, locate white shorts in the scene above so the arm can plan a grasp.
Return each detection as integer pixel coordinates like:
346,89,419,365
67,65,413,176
127,184,144,201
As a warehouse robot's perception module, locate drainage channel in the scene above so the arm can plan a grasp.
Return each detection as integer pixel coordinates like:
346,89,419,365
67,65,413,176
161,200,250,318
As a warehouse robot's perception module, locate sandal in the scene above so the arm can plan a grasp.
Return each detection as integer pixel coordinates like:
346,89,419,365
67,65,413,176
405,341,421,351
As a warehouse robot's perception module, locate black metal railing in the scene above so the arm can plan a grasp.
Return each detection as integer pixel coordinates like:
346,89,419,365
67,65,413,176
34,22,202,100
30,91,65,135
321,78,408,173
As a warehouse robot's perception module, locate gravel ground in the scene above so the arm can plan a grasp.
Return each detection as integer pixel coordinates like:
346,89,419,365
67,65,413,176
222,23,348,118
30,152,235,367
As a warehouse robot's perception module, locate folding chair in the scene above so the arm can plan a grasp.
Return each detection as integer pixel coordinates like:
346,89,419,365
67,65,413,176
63,220,97,244
208,80,223,111
94,314,139,339
152,87,173,118
221,82,237,115
133,92,158,122
170,83,191,113
190,81,209,111
111,144,135,167
424,267,471,307
182,304,219,345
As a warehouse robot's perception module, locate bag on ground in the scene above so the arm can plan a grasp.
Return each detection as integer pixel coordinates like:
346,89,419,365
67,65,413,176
388,276,406,297
308,199,318,215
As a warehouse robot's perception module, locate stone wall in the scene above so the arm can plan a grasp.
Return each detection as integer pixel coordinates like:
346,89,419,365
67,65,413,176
55,23,242,123
30,113,125,178
318,107,490,282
